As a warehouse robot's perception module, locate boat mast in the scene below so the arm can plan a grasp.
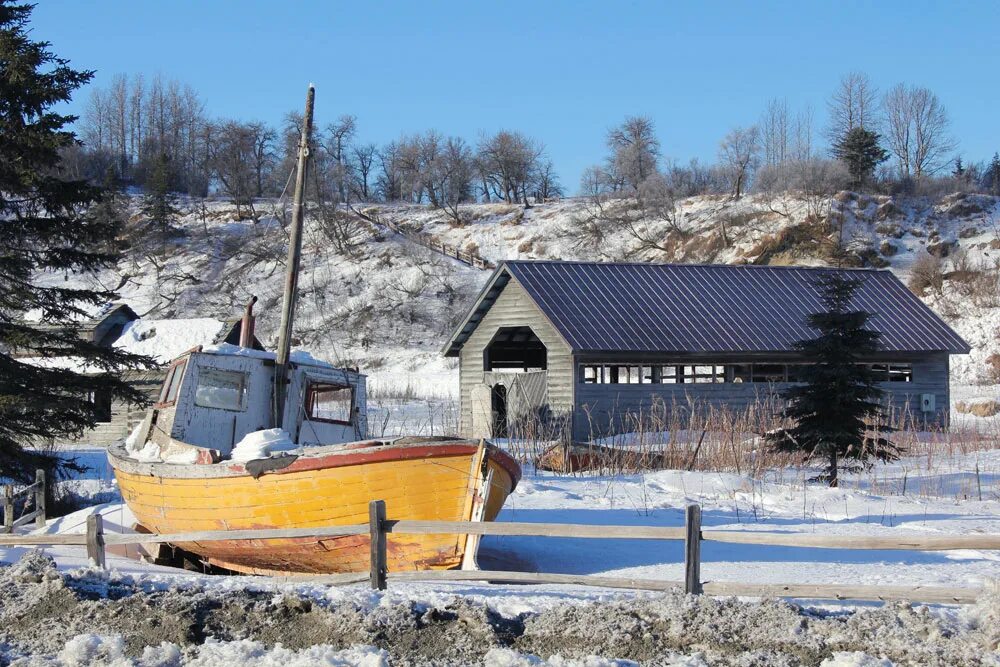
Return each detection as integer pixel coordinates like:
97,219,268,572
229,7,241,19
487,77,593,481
273,84,315,428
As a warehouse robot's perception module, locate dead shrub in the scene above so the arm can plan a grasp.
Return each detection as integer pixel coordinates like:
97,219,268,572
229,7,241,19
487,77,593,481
986,354,1000,383
517,239,534,254
908,253,944,295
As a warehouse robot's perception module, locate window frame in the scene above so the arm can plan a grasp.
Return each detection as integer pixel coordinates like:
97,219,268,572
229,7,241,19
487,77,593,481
193,367,249,412
305,381,354,425
154,358,188,408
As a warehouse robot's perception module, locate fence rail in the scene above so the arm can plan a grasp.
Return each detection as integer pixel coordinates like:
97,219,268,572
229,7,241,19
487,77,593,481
2,499,997,605
2,469,45,533
355,207,494,270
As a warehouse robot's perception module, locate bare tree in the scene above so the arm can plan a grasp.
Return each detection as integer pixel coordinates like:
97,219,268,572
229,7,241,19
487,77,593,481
534,159,562,202
477,130,544,205
882,83,956,179
325,115,356,202
350,142,377,201
247,122,276,197
719,125,760,199
827,71,879,141
606,115,660,190
208,121,259,218
791,104,814,161
760,99,790,167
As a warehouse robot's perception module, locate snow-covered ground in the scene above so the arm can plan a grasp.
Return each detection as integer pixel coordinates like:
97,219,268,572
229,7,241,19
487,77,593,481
2,448,998,665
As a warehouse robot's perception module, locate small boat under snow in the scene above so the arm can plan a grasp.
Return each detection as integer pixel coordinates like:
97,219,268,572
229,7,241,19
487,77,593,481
107,85,520,575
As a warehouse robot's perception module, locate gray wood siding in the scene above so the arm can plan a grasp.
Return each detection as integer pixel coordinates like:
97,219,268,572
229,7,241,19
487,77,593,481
573,353,952,441
459,278,573,436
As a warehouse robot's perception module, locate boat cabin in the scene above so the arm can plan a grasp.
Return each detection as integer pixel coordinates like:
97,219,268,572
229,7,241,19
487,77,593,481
135,345,367,460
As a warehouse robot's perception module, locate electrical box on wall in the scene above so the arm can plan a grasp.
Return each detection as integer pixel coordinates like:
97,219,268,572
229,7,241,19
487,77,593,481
921,393,936,412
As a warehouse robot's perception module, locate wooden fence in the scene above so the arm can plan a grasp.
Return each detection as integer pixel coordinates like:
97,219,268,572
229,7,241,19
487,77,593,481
2,470,46,533
355,207,494,270
1,500,997,605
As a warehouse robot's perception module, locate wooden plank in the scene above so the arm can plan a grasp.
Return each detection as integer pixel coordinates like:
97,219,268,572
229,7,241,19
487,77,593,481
271,572,370,586
701,581,981,605
684,504,702,594
0,534,89,546
702,531,1000,551
369,500,387,590
11,509,41,529
103,523,370,546
3,486,12,534
386,520,687,540
34,469,45,529
86,514,105,569
388,569,684,591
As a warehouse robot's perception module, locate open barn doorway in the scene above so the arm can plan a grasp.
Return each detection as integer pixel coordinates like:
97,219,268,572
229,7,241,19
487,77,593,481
484,326,547,371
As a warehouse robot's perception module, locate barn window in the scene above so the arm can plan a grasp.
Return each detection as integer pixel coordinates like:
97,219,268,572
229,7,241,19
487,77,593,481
870,363,913,382
683,365,725,383
157,359,187,406
660,366,679,383
194,368,247,411
306,382,353,424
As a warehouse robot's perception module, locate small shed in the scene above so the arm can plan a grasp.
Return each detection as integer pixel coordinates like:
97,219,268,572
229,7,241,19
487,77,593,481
442,261,970,441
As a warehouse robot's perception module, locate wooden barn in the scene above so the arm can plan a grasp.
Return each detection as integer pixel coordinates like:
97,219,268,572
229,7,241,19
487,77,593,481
17,303,263,446
442,261,971,442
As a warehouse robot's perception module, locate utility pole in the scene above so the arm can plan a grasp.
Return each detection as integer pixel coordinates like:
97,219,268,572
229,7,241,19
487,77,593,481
273,84,315,428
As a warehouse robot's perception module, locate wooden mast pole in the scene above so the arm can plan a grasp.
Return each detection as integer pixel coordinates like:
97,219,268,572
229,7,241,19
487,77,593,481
273,84,315,428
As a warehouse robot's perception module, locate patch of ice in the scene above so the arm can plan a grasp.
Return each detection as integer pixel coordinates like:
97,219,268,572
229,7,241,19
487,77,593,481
229,428,297,462
819,653,895,667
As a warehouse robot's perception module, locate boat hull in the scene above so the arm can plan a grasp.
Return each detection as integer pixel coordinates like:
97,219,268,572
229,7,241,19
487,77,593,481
108,439,519,575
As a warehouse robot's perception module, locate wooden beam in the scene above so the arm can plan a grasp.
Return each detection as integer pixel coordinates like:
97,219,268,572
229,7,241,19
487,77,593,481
34,469,45,529
11,509,41,529
388,569,684,591
684,504,702,595
0,534,88,546
103,523,369,546
86,514,105,569
2,486,12,534
369,500,387,591
386,520,687,540
701,531,1000,551
701,581,981,605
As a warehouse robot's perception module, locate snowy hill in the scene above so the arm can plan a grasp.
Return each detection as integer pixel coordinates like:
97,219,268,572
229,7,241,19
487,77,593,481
53,191,1000,400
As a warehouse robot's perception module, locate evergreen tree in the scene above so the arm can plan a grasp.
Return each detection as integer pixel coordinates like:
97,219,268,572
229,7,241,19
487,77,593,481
0,1,152,481
766,272,899,487
984,153,1000,196
952,157,965,179
140,152,180,236
831,127,889,190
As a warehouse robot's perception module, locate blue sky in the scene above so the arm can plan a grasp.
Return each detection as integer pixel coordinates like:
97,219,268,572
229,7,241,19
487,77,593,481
31,0,1000,190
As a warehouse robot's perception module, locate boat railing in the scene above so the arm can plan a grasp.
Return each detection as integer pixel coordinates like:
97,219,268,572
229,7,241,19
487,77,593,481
2,500,997,605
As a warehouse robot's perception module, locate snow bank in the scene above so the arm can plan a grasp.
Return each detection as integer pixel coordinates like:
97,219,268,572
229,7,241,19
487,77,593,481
230,428,297,462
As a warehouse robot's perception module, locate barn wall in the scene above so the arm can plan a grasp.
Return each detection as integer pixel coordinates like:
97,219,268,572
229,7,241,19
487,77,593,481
572,353,953,441
459,278,573,437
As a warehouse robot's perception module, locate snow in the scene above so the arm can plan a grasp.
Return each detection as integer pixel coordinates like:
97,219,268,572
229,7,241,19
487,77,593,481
229,428,298,462
201,342,335,369
113,317,226,364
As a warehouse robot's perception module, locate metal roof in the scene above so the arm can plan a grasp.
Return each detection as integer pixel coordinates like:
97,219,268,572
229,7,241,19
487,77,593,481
442,261,970,356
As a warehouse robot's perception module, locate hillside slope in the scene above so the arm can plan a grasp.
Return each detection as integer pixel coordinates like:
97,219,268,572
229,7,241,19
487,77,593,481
44,191,1000,398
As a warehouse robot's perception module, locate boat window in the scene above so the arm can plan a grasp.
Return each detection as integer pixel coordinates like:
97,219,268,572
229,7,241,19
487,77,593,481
158,359,187,406
306,382,353,424
194,368,248,411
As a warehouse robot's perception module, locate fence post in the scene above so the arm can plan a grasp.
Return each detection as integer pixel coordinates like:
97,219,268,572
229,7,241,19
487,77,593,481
86,514,105,569
2,486,12,534
684,504,702,595
369,500,387,591
34,469,46,529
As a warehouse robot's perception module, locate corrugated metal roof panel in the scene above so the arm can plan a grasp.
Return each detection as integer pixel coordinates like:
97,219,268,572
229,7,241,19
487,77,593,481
494,261,969,354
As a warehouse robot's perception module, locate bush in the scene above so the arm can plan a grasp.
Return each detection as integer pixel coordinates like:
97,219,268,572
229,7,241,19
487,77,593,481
908,253,944,295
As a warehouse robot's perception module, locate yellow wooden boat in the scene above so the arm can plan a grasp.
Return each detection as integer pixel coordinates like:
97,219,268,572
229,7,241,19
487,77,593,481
106,86,521,575
108,434,519,575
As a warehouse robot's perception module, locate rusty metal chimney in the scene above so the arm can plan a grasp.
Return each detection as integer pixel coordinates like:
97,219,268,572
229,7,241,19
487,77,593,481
239,295,258,348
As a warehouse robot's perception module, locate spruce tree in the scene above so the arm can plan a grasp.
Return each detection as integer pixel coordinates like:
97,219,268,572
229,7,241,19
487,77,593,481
767,272,899,487
832,127,889,190
0,1,152,481
984,153,1000,196
140,152,180,237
